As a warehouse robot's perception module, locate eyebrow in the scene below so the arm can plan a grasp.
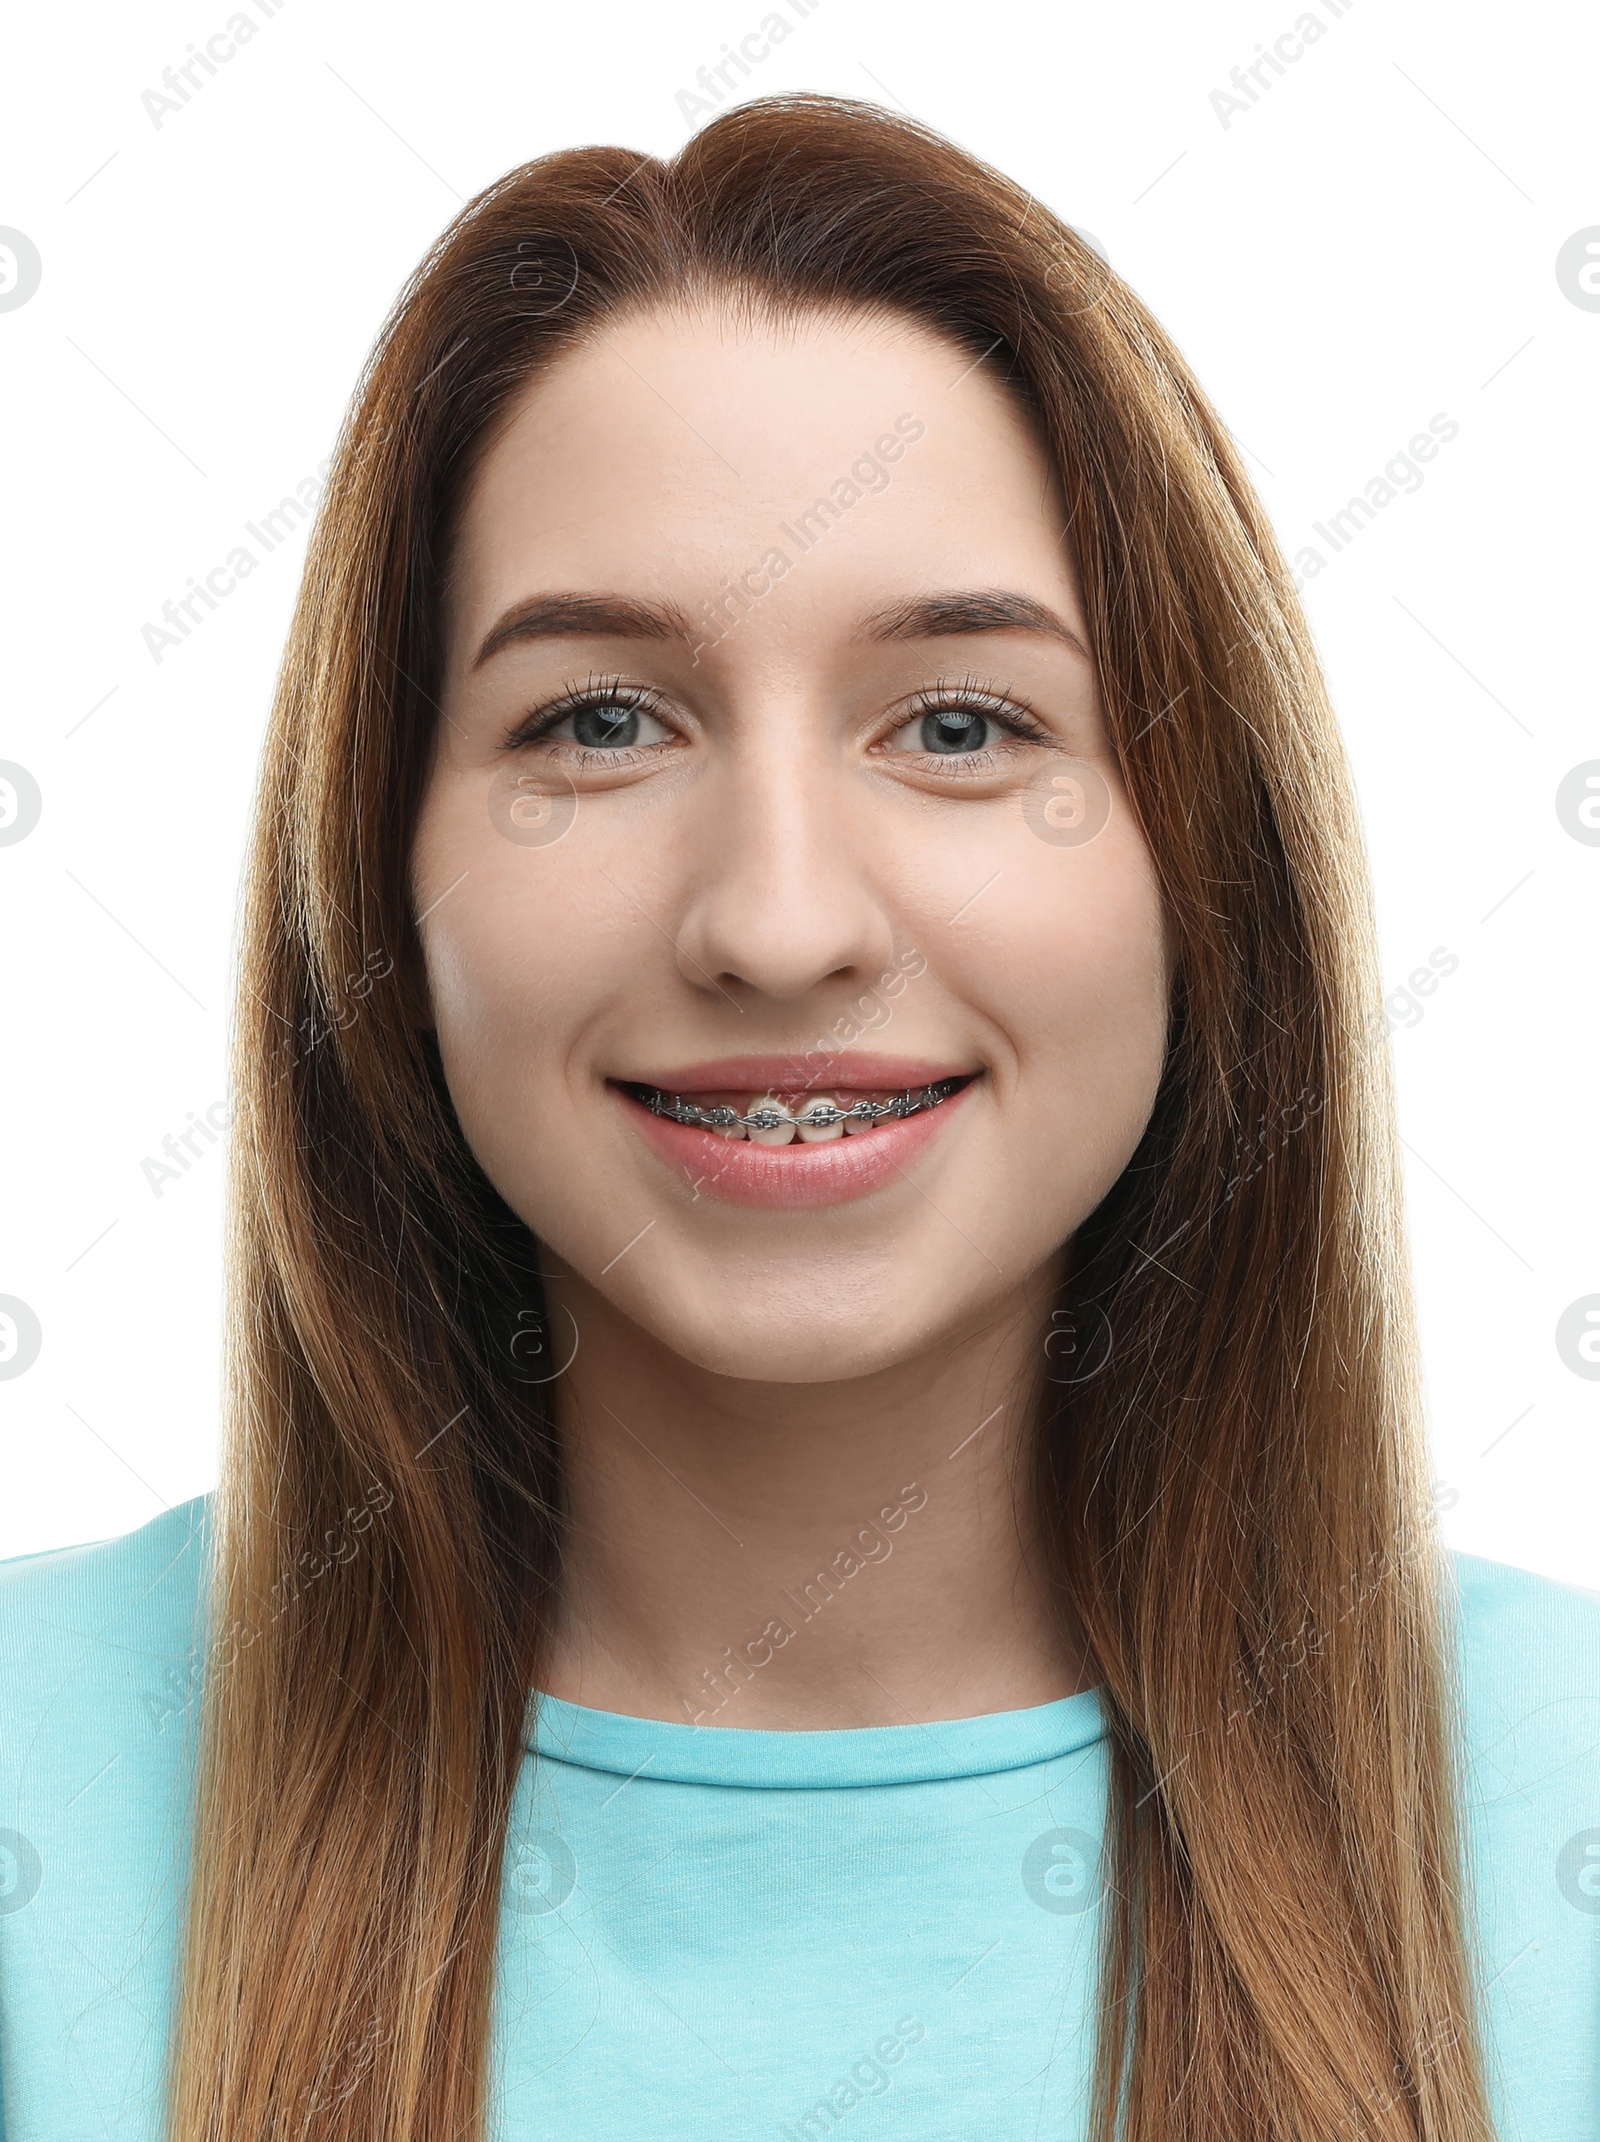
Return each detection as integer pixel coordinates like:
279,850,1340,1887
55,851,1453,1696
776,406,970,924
473,592,695,670
862,589,1092,661
471,583,1093,671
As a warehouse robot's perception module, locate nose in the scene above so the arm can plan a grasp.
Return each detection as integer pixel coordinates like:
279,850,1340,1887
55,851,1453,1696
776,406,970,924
670,737,898,1004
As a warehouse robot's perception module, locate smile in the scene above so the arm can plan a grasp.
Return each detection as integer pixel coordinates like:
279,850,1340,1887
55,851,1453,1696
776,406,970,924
611,1063,979,1208
627,1077,968,1142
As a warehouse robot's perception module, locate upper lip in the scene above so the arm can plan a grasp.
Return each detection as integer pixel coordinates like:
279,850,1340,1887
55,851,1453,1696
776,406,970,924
617,1054,979,1095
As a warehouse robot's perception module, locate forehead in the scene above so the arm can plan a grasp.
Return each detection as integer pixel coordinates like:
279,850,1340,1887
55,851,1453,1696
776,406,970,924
443,300,1079,658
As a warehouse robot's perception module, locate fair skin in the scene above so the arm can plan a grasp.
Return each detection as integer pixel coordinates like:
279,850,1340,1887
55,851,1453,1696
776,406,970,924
412,298,1170,1728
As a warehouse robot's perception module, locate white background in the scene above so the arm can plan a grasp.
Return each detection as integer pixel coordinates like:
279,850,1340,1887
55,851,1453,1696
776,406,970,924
1,0,1595,1580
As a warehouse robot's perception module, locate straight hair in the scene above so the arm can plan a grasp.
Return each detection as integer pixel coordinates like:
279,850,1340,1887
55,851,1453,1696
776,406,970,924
169,92,1494,2142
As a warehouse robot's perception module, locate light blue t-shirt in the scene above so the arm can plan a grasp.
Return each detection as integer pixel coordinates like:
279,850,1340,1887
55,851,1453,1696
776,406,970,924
1,1495,1597,2139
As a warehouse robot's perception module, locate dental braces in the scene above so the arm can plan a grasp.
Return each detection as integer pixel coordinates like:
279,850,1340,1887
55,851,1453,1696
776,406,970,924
641,1078,963,1133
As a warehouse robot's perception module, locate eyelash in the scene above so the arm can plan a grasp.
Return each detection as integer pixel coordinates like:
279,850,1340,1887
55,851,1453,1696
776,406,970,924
504,675,669,767
503,671,1056,769
889,675,1056,770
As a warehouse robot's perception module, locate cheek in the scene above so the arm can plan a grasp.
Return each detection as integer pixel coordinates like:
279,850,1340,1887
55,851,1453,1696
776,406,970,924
973,827,1168,1156
411,783,616,1118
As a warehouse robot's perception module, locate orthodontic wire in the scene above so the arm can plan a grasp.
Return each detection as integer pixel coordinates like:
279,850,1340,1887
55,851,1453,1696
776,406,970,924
641,1079,963,1133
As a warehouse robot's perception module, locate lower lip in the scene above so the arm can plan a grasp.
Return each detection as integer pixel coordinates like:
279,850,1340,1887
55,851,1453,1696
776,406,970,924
616,1082,975,1208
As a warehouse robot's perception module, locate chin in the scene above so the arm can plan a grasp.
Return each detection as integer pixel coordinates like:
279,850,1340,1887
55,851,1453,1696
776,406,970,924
621,1250,1032,1379
602,1256,1010,1387
660,1323,933,1385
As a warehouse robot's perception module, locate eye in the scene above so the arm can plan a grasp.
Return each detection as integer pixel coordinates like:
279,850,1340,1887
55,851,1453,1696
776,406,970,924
545,699,673,751
505,678,682,764
886,708,1001,756
879,682,1053,766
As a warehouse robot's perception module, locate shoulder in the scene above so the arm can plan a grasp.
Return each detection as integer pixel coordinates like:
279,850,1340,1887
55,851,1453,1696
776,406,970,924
0,1500,216,2127
0,1491,213,1598
1443,1549,1600,1963
1445,1545,1600,1749
0,1490,214,1642
0,1493,215,1761
1445,1547,1600,1815
1448,1542,1600,1639
1441,1555,1600,2125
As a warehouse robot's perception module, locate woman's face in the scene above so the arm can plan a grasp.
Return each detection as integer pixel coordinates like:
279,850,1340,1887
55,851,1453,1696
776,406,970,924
413,300,1170,1383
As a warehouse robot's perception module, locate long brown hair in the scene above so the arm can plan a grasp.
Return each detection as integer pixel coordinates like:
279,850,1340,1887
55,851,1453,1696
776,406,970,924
170,92,1493,2141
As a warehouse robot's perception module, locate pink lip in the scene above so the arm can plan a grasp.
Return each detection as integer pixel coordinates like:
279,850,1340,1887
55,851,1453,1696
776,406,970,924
615,1076,977,1208
621,1053,976,1096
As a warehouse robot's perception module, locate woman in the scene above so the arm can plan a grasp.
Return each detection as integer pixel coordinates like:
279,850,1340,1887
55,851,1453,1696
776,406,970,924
1,93,1595,2142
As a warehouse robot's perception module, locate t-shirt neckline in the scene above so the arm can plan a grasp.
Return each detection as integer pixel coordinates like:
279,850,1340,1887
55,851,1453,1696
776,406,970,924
526,1684,1107,1789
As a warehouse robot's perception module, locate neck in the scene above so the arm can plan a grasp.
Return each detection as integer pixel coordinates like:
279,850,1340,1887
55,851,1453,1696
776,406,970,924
536,1262,1091,1729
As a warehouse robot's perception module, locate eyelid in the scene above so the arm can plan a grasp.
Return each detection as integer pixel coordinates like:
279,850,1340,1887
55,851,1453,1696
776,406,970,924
504,671,1057,754
504,674,678,750
879,675,1056,749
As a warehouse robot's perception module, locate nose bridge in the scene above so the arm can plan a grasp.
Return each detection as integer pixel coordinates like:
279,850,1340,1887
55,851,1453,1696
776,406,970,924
673,729,895,1002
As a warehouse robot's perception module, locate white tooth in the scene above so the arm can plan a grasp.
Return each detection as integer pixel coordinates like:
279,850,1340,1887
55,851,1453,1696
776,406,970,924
795,1095,845,1143
843,1099,881,1134
745,1094,798,1146
713,1117,747,1140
